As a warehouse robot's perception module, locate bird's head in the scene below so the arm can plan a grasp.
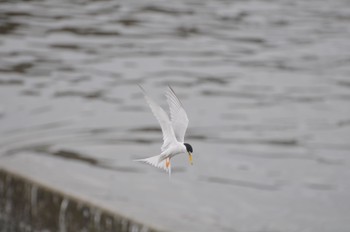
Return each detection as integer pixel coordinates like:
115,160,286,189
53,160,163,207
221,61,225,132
184,143,193,165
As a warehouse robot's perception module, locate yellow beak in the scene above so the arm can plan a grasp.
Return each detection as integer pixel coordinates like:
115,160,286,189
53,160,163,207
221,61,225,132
188,152,193,165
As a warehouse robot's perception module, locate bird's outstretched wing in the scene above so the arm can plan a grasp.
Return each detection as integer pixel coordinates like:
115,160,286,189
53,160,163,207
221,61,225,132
166,86,189,143
139,85,177,151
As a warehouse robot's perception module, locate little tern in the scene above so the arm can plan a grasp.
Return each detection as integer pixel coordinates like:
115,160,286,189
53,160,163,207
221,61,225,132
135,85,193,177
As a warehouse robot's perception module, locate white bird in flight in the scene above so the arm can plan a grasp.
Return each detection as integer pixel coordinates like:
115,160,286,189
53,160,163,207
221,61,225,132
135,85,193,177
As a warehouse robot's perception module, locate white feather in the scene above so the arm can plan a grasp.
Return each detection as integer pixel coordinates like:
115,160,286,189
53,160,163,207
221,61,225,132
166,86,189,143
134,155,170,173
139,86,177,151
135,86,189,176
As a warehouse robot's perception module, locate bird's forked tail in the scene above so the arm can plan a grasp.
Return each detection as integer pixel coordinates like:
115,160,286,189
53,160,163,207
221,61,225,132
134,154,171,178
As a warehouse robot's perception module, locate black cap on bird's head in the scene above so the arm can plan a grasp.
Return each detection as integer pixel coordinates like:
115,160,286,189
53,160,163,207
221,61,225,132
184,143,193,165
184,143,193,153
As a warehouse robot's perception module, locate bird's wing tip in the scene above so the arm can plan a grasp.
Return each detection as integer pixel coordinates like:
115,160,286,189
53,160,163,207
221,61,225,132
167,84,174,92
137,84,146,93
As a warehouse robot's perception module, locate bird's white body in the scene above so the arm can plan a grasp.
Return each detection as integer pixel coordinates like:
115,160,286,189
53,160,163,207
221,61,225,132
134,86,192,177
162,142,187,158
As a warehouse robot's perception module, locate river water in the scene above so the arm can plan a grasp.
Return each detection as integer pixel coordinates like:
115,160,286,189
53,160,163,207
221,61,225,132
1,0,350,231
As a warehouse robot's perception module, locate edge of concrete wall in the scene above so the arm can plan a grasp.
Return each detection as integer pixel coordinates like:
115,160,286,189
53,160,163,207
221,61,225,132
0,168,161,232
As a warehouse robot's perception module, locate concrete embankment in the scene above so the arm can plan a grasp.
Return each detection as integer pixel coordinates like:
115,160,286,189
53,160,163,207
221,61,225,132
0,168,157,232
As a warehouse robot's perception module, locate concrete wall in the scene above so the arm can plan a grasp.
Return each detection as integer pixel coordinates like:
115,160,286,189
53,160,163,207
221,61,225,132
0,169,158,232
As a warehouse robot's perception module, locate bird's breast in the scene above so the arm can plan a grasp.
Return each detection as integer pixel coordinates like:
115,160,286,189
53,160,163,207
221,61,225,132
166,143,186,157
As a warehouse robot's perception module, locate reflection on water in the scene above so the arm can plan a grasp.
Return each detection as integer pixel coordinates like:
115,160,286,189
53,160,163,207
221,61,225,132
1,0,350,231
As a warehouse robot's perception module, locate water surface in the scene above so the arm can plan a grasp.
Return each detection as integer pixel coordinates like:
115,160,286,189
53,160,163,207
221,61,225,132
1,0,350,231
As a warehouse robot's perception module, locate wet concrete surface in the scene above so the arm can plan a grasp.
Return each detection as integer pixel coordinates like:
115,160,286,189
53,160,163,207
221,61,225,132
0,168,157,232
1,0,350,231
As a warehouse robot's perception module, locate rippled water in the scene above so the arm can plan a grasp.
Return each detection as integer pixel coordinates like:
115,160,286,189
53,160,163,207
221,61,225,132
1,0,350,231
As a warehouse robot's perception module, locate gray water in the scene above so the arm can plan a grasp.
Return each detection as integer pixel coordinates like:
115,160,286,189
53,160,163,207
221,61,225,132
1,0,350,231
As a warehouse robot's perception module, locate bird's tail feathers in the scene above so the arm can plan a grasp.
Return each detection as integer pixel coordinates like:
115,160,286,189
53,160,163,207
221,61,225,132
134,154,170,174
